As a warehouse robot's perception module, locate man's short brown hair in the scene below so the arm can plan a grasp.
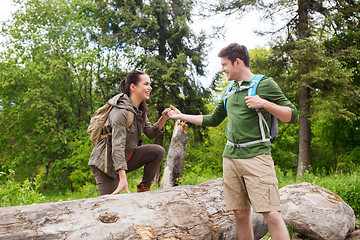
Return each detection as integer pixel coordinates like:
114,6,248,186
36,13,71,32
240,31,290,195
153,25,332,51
218,43,250,67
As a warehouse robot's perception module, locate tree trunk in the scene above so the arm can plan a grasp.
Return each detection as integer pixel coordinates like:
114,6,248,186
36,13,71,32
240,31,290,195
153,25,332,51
0,179,268,240
297,84,312,177
161,120,188,188
297,0,312,177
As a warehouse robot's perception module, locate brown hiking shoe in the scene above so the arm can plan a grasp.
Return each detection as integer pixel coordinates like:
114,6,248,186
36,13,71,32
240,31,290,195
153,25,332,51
137,182,151,192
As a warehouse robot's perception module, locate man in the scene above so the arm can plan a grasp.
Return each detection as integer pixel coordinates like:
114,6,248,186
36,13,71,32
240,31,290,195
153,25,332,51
168,43,298,240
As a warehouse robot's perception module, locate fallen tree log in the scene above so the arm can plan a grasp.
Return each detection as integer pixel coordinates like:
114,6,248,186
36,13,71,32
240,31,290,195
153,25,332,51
161,121,188,188
0,178,268,240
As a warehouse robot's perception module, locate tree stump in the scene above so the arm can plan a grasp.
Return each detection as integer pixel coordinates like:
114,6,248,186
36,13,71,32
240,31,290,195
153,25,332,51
0,178,268,240
161,120,188,188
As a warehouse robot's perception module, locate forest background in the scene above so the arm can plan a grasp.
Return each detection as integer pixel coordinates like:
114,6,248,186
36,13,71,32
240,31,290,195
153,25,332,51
0,0,359,223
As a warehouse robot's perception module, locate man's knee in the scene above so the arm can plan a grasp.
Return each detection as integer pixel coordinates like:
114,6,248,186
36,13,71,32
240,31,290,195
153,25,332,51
262,211,284,225
233,209,251,222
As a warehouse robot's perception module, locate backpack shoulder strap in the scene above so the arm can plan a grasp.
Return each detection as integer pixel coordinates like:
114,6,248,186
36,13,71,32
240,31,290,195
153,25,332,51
126,111,134,129
223,80,236,113
225,80,236,95
247,75,265,96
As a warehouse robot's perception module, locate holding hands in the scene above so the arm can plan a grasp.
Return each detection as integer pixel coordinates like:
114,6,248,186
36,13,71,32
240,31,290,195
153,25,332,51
167,105,203,125
157,107,173,130
168,105,182,119
161,107,172,120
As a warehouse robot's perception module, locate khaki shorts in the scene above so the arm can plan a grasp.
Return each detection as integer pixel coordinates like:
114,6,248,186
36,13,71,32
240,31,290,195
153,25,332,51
223,154,281,212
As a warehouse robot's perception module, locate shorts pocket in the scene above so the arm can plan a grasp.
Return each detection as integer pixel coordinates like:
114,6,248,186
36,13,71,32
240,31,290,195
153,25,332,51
259,174,280,206
269,184,280,205
259,174,278,185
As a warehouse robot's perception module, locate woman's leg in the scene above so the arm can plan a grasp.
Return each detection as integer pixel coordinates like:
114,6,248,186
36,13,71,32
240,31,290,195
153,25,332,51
126,144,165,186
91,166,119,196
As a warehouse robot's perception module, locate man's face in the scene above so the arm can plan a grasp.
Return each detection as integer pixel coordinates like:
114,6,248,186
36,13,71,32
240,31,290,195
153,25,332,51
220,57,238,81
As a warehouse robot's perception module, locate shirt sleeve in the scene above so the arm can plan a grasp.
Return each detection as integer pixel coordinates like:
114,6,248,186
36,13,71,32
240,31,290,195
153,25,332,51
202,91,228,127
109,109,129,171
258,77,298,124
143,116,164,139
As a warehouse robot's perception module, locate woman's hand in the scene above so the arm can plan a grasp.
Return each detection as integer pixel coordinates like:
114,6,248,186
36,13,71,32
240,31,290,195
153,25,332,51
157,107,171,130
111,170,130,195
161,107,171,120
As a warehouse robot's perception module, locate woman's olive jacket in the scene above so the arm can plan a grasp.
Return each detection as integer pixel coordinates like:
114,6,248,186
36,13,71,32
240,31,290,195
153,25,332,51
88,93,164,178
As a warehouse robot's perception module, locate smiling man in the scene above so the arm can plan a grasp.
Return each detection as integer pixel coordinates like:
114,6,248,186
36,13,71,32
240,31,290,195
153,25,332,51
169,43,298,240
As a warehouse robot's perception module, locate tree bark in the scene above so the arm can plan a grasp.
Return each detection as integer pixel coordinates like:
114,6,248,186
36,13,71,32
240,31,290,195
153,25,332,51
0,179,268,240
297,84,312,177
161,120,188,188
297,0,312,177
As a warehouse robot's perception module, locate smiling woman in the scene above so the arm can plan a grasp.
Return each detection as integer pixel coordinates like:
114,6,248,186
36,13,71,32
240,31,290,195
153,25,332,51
88,70,172,196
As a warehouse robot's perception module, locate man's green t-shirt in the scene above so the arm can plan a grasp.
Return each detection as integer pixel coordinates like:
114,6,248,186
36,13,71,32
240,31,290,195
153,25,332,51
202,76,298,159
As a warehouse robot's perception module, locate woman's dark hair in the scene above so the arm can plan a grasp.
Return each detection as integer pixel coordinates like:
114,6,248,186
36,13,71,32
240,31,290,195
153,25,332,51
119,70,148,120
218,43,250,67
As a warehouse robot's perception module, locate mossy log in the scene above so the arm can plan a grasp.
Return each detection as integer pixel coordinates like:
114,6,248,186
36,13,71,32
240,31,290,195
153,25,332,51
0,179,268,240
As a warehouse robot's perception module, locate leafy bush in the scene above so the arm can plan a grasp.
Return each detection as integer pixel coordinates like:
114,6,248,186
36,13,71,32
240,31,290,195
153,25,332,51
0,170,45,207
180,164,221,185
36,134,94,192
337,146,360,174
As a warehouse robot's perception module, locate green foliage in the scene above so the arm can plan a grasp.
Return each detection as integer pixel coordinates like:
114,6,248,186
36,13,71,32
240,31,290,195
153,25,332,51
0,170,45,207
0,0,210,193
39,182,98,203
35,130,95,192
271,122,299,170
179,164,221,186
0,0,105,183
337,146,360,174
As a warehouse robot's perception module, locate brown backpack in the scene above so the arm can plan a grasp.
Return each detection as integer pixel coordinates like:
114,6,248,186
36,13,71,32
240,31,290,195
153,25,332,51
87,103,134,145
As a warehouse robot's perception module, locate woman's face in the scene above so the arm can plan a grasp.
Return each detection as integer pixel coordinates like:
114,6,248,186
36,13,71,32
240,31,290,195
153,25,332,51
132,74,152,101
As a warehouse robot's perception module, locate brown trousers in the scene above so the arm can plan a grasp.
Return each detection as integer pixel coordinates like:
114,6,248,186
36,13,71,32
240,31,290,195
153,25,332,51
91,144,165,196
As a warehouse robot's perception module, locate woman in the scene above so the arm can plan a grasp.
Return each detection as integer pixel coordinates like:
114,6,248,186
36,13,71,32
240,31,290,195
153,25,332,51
88,70,170,195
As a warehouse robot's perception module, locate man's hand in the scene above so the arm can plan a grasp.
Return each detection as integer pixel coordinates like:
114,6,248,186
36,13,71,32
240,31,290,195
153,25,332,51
245,95,292,122
168,105,183,119
245,95,266,109
168,105,203,125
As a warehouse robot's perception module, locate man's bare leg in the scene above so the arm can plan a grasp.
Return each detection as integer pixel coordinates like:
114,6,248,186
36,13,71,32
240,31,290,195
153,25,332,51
233,209,254,240
262,211,290,240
